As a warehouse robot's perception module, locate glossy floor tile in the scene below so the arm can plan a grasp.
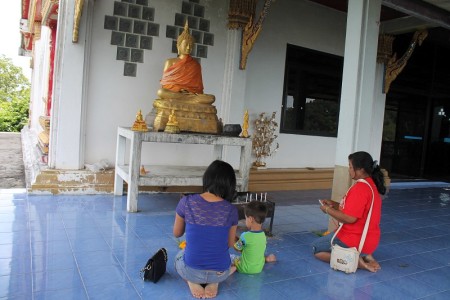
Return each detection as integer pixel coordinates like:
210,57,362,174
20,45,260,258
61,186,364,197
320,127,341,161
1,184,450,299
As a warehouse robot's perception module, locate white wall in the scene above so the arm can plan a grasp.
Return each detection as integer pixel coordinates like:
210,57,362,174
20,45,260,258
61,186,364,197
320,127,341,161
85,0,230,167
83,0,347,169
244,0,347,167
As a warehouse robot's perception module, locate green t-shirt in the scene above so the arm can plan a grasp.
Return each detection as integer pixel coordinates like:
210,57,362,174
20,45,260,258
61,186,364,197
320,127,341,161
234,230,266,274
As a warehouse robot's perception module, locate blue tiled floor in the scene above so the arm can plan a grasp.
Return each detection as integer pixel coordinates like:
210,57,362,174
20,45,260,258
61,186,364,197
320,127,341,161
1,184,450,299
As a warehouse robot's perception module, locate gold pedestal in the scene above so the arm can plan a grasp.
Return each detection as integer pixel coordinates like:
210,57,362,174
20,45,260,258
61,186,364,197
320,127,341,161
152,99,219,134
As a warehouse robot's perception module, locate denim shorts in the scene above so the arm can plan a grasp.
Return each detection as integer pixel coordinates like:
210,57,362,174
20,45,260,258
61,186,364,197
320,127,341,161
311,233,349,254
175,250,231,284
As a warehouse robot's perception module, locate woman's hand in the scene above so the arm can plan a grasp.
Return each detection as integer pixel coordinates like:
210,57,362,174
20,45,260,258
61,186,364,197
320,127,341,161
228,225,238,248
321,199,337,207
320,202,357,224
173,213,186,238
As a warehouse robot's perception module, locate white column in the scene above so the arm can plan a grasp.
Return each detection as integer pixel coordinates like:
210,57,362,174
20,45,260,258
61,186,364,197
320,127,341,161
371,64,387,160
220,30,247,125
220,29,248,164
49,0,93,169
331,0,382,202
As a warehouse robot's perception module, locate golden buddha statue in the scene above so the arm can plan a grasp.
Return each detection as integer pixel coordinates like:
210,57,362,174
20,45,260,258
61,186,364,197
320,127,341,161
131,109,148,131
164,110,180,134
241,110,249,138
152,21,219,134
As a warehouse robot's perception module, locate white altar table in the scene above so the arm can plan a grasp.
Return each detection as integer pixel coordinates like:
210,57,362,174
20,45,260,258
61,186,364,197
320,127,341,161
114,127,252,212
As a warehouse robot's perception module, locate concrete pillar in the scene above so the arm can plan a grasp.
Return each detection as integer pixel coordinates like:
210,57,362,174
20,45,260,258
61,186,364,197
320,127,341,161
220,29,248,164
331,0,382,206
49,0,93,169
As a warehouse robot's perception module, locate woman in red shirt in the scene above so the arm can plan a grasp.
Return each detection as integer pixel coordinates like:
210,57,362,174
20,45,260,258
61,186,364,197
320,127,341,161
311,151,386,272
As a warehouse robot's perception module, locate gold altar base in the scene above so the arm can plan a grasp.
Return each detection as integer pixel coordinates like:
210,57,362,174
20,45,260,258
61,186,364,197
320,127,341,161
152,99,219,134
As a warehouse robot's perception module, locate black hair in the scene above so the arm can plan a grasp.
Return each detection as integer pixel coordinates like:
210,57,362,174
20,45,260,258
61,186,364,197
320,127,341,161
244,201,268,224
348,151,386,195
202,160,236,201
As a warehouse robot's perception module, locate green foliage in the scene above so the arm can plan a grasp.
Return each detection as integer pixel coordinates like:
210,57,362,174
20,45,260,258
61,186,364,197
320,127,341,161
0,55,30,132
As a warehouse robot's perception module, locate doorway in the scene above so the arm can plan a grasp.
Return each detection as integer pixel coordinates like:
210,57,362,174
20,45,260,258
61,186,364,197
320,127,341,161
380,28,450,181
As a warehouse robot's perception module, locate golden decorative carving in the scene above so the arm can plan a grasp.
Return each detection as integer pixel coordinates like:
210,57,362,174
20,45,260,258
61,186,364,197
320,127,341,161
72,0,84,43
131,110,148,132
228,0,257,29
241,110,249,138
229,0,274,70
42,0,59,26
377,34,395,64
384,30,428,93
33,22,42,41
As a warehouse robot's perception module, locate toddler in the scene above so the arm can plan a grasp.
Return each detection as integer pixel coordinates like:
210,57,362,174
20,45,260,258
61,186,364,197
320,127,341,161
231,201,276,274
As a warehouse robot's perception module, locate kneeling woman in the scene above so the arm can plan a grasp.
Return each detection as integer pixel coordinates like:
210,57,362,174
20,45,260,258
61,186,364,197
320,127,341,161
173,160,238,298
311,151,386,272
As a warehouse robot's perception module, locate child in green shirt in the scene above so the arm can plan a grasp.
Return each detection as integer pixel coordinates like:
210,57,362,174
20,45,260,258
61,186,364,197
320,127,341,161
230,201,276,274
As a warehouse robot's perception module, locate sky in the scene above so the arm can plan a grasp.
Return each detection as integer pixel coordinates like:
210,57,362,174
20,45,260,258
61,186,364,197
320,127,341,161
0,0,32,80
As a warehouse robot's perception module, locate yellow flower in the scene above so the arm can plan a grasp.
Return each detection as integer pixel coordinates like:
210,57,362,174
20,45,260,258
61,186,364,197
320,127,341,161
179,240,186,249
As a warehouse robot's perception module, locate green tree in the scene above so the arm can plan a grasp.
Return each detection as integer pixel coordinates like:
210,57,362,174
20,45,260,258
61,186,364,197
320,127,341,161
0,55,30,132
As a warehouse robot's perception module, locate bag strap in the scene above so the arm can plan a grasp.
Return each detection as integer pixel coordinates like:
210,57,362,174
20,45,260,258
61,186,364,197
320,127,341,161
330,178,375,253
356,179,375,252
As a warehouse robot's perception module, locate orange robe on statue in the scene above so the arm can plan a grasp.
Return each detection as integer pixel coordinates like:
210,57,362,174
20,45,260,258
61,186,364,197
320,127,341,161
160,55,204,94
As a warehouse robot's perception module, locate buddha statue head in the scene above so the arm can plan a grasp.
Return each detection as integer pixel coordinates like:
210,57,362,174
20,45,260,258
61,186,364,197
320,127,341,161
177,21,195,55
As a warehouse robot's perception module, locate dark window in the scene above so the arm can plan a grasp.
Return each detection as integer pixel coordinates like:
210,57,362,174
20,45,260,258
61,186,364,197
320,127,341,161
281,44,343,137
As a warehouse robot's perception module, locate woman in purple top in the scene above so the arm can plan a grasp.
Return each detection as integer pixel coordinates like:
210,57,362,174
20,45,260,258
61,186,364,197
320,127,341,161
174,160,238,299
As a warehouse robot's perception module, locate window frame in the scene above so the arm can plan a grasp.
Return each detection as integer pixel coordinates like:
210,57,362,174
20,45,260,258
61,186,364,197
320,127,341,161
280,44,344,137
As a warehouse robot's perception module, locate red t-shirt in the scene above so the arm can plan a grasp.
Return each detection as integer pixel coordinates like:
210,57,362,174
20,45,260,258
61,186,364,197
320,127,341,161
336,178,382,254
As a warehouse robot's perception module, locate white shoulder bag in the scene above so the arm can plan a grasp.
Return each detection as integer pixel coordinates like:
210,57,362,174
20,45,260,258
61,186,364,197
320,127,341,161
330,179,374,274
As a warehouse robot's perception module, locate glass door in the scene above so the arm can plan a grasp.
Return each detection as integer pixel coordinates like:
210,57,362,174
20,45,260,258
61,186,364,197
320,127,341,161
381,98,427,178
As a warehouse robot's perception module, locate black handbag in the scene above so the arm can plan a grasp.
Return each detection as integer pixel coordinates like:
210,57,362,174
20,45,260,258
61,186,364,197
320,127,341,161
140,248,168,283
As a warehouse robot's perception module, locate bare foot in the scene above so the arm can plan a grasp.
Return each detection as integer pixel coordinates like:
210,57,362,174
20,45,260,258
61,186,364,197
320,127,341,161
358,257,378,272
363,255,381,271
204,283,218,298
265,254,277,263
187,281,205,298
229,265,237,276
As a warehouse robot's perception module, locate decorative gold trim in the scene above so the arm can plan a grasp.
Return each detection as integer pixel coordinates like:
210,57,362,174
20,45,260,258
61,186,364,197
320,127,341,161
228,0,257,29
72,0,84,43
33,21,42,40
384,30,428,94
29,0,37,30
228,0,274,70
377,34,395,64
240,0,274,70
42,0,59,26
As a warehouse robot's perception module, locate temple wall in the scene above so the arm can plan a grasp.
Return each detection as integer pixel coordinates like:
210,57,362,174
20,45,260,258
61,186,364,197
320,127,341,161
244,0,347,168
84,0,230,167
81,0,346,169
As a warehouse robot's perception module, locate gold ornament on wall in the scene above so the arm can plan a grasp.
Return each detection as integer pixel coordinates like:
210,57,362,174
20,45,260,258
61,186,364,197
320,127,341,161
72,0,84,43
382,29,428,93
228,0,275,70
377,34,395,64
252,111,279,168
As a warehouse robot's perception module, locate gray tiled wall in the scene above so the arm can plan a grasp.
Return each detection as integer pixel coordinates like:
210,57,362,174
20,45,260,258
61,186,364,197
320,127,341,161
166,0,214,61
105,0,214,77
104,0,159,77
